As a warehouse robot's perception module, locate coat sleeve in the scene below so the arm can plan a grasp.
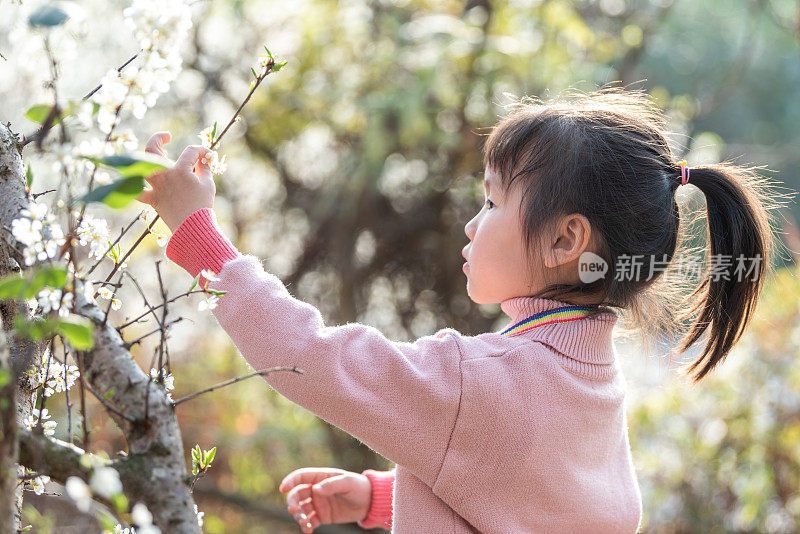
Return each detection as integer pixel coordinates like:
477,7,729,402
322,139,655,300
358,468,395,530
165,208,465,488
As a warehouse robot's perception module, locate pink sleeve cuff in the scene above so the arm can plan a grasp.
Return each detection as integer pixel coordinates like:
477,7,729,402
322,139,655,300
357,469,394,530
164,208,241,282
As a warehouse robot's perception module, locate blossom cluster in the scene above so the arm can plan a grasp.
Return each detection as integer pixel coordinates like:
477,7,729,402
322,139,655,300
150,367,175,401
24,408,57,437
24,351,80,401
198,126,228,175
23,468,50,496
76,213,111,261
89,0,192,133
40,354,80,398
11,201,67,267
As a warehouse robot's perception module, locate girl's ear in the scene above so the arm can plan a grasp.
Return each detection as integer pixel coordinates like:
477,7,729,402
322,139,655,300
543,213,593,268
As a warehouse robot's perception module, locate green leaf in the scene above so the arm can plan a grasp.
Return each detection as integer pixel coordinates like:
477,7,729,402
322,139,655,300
0,265,67,300
189,273,200,292
24,101,77,126
272,60,287,72
26,265,68,298
26,162,33,188
25,105,53,125
263,45,273,59
250,67,257,78
211,121,217,140
15,314,59,341
79,175,145,209
104,387,115,400
110,493,128,514
0,275,27,299
28,5,69,28
56,318,94,350
78,152,167,209
205,289,228,297
97,511,118,531
82,152,167,179
203,447,216,467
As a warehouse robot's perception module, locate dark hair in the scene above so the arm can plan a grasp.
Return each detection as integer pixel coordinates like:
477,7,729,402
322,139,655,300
482,84,792,383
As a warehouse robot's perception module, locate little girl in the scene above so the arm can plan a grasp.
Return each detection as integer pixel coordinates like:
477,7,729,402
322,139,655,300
140,86,777,533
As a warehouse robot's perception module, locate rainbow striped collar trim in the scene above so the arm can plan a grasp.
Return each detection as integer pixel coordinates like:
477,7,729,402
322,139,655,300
500,304,601,337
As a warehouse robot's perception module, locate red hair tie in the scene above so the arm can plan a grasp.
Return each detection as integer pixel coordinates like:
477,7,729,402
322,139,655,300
678,160,691,186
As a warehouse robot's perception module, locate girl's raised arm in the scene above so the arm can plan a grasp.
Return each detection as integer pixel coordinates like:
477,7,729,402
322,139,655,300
166,207,465,489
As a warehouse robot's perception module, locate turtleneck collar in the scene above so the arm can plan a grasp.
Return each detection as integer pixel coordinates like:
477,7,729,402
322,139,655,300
498,296,619,368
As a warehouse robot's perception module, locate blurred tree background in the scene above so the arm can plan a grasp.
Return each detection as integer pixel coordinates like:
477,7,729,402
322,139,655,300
2,0,799,532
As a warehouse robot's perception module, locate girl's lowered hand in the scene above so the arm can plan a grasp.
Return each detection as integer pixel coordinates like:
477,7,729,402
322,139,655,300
136,131,216,233
279,467,372,533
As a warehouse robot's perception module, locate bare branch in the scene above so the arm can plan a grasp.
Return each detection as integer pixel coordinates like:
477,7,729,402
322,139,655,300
171,367,304,406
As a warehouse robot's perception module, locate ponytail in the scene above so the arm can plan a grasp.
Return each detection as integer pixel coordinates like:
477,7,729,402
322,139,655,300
676,161,783,383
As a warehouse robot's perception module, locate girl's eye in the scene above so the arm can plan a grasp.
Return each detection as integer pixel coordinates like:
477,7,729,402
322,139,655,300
484,199,495,209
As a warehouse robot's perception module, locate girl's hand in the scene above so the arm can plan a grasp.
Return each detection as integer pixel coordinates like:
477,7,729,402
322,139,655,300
136,131,216,233
279,467,372,533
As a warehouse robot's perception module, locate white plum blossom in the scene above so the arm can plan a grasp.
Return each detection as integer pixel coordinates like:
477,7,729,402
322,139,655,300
88,0,192,133
90,466,123,498
199,126,215,149
36,287,73,318
11,202,68,267
256,55,272,76
79,278,97,305
76,214,111,260
39,353,80,398
193,504,204,527
201,149,226,176
131,502,161,534
65,476,93,512
198,294,219,311
27,474,50,495
150,367,175,401
112,525,132,534
112,127,139,152
199,269,220,282
95,285,122,310
24,408,57,437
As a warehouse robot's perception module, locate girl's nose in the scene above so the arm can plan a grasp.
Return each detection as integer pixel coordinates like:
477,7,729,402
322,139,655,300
464,215,477,240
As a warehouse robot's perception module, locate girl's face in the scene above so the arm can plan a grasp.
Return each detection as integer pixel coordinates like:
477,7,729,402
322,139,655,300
462,167,537,304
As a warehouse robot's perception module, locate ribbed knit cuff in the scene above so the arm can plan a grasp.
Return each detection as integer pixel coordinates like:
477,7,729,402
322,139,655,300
164,208,241,282
357,469,394,530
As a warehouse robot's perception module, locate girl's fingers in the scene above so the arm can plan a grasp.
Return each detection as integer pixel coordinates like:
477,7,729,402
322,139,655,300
288,496,314,516
280,467,347,493
175,145,211,172
145,131,171,158
285,483,312,512
136,187,155,206
305,509,320,531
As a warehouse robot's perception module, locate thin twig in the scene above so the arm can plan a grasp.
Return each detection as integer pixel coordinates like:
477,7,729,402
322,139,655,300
117,289,211,330
171,367,304,406
84,210,146,277
122,317,184,350
97,216,158,297
121,269,163,329
75,350,90,451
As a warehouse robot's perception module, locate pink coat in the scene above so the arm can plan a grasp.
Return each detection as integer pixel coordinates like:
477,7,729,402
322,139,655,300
166,208,642,533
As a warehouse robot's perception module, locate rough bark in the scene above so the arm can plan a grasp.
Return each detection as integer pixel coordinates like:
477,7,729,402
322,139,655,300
0,120,43,534
0,121,201,532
